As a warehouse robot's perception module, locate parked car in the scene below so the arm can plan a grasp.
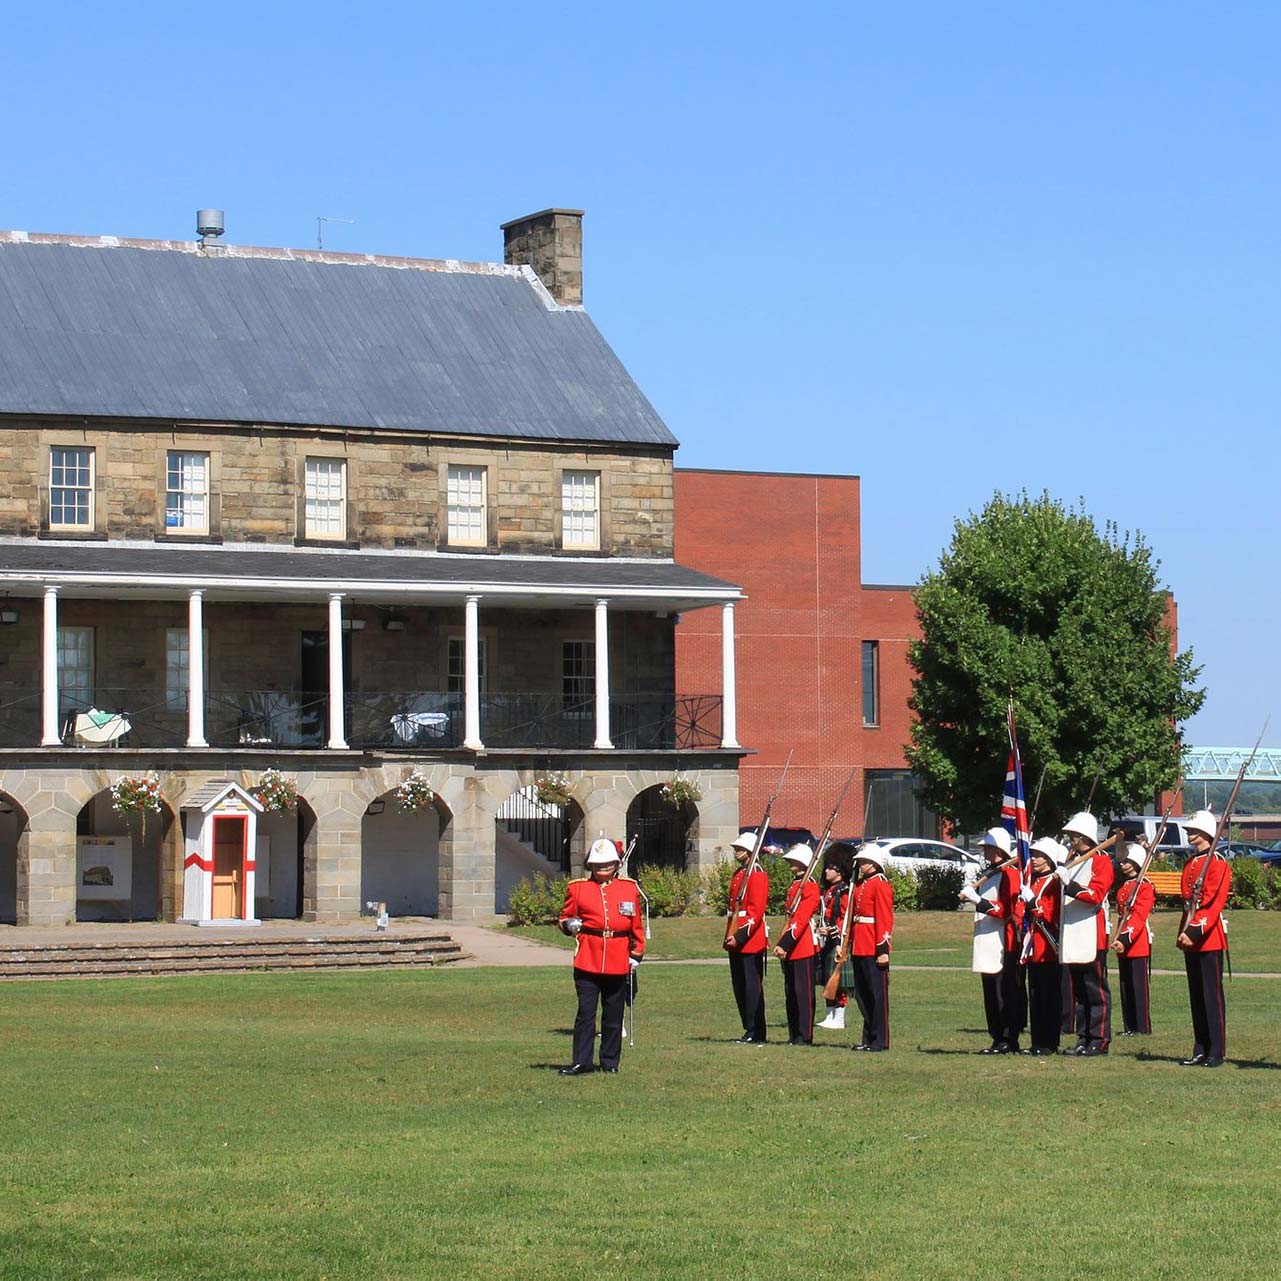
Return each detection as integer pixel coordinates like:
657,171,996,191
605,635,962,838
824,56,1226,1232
1110,815,1192,852
1216,840,1275,860
859,838,983,884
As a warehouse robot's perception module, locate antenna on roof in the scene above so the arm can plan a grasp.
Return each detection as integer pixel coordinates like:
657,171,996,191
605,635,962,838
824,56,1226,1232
316,216,355,250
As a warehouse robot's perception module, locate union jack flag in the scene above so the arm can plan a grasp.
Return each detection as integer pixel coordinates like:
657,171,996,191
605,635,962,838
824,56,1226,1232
1001,700,1032,869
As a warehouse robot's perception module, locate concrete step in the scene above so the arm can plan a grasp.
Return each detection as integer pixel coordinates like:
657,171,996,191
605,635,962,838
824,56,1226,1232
0,931,468,981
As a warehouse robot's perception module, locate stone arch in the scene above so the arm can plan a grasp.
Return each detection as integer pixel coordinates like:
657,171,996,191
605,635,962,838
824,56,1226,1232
493,781,586,911
0,791,30,926
254,796,318,920
360,783,454,918
626,784,699,871
74,787,177,923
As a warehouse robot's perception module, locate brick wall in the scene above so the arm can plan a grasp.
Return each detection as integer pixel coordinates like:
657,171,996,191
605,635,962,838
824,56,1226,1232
0,423,673,557
674,469,921,837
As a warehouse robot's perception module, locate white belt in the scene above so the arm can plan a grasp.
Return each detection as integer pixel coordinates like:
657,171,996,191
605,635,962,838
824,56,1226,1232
854,915,875,924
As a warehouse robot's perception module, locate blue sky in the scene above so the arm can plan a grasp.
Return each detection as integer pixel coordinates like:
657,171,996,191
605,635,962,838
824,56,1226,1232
3,1,1276,745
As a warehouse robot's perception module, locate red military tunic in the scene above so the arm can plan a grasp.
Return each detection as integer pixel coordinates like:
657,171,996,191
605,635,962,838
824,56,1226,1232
1115,877,1155,959
1065,852,1114,951
726,866,770,954
560,876,646,975
777,878,821,959
1181,854,1231,952
975,864,1024,952
850,873,894,958
1024,873,1062,964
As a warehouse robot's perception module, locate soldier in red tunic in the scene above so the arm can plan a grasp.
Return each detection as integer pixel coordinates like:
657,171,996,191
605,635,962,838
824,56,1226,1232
557,838,646,1075
1020,836,1066,1056
816,846,853,1030
724,831,770,1043
1058,810,1114,1057
773,844,821,1044
847,846,894,1052
959,826,1026,1054
1112,843,1156,1035
1176,809,1232,1067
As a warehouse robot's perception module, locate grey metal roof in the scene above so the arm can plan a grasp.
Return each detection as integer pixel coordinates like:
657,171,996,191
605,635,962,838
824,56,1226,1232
0,233,678,448
0,540,739,606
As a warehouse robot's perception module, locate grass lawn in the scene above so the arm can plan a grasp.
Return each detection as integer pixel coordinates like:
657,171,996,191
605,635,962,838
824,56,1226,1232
504,906,1281,971
1,952,1280,1279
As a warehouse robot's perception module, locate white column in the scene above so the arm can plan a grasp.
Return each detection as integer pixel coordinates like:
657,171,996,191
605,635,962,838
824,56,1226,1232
721,600,740,749
186,590,207,748
463,594,483,750
40,586,60,746
593,597,612,750
327,593,347,749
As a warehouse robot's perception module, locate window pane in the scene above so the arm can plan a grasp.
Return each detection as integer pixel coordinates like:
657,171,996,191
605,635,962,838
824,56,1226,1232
57,626,94,712
861,640,880,726
50,447,93,527
446,636,487,693
562,640,594,716
447,465,486,543
562,470,600,548
166,451,209,530
305,458,346,538
165,627,210,709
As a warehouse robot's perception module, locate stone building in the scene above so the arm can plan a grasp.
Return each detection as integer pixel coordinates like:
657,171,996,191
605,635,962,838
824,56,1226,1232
0,210,743,928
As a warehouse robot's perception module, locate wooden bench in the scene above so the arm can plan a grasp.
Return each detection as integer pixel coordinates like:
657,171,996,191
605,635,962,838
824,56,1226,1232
1147,871,1183,898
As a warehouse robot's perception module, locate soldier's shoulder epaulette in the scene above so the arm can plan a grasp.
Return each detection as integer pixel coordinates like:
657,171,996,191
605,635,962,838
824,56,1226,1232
567,876,589,885
614,875,639,885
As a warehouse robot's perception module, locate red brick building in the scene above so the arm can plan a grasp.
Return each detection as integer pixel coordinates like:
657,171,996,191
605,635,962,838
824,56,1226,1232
674,469,932,839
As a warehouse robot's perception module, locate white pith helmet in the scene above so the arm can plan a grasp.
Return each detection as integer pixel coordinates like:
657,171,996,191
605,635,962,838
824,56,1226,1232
1030,836,1067,866
730,831,760,854
981,827,1013,857
1186,809,1218,841
1117,841,1144,869
1062,811,1099,844
857,844,887,870
782,843,812,867
586,838,621,866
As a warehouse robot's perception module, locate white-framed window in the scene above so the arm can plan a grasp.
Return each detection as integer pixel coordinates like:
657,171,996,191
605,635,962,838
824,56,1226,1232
165,628,210,710
304,457,347,539
562,640,595,717
561,470,601,549
447,636,488,694
166,451,209,532
446,464,487,545
57,626,94,714
49,447,94,529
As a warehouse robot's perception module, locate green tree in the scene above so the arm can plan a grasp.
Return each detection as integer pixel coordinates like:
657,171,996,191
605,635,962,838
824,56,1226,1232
905,492,1203,834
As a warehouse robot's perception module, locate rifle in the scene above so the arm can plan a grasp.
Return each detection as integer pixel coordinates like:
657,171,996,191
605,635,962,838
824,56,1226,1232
821,781,872,1003
800,767,859,885
1029,764,1047,833
1181,718,1269,946
723,748,794,951
617,834,650,943
1108,804,1172,952
1060,832,1122,873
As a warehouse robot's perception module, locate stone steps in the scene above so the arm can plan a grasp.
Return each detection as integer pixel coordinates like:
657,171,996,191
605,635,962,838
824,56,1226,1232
0,931,468,980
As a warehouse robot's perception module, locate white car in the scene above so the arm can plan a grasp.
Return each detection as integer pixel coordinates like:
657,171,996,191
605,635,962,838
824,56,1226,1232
861,838,983,884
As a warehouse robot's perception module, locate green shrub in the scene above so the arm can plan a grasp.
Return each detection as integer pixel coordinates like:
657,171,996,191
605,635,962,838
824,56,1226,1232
506,873,569,926
637,866,703,917
915,864,965,910
1147,854,1178,874
703,858,736,915
1227,857,1268,910
885,865,919,911
703,854,801,915
763,854,794,913
1264,865,1281,910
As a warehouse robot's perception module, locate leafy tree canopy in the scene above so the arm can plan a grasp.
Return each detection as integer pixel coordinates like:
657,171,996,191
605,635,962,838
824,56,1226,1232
905,491,1204,834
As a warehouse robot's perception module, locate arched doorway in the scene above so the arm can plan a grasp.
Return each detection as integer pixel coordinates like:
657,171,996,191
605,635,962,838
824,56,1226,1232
494,785,585,911
0,792,29,926
75,789,175,922
360,790,449,918
256,798,316,920
626,785,698,871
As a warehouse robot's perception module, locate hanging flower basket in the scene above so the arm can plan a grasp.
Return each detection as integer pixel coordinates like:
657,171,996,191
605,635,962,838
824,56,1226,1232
255,768,298,814
533,771,573,808
396,770,436,813
110,772,164,818
662,776,703,808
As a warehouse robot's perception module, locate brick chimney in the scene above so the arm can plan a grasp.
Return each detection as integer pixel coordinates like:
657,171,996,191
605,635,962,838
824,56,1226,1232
501,208,584,307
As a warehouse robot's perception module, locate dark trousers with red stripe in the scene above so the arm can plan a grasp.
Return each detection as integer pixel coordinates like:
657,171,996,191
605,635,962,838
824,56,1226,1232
1184,950,1227,1061
729,951,767,1040
851,956,891,1050
982,951,1028,1047
781,954,816,1043
1118,954,1152,1034
572,971,627,1069
1027,962,1062,1051
1068,951,1112,1048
